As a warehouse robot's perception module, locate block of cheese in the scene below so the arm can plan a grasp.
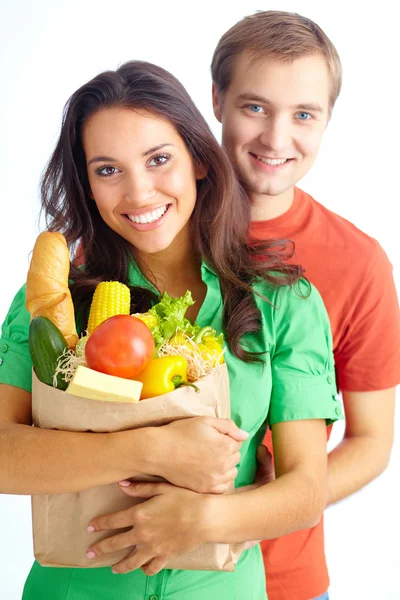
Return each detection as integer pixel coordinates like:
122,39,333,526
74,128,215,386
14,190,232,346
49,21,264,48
66,366,142,403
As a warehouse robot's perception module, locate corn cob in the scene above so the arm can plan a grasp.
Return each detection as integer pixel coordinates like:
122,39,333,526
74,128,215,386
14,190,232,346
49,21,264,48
132,312,159,330
87,281,131,334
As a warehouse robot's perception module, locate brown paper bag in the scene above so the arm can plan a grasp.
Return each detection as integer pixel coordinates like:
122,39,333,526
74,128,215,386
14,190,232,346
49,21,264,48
31,363,243,571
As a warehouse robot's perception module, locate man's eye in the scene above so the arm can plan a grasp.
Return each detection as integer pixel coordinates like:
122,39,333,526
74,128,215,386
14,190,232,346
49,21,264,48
148,154,170,167
297,112,311,120
246,104,264,113
97,166,119,177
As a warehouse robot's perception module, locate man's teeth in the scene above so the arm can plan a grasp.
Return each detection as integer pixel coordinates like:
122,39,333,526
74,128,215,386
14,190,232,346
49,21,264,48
256,157,288,166
127,205,168,224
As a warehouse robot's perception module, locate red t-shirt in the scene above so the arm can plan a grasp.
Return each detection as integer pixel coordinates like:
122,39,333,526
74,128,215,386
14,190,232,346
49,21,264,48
250,187,400,600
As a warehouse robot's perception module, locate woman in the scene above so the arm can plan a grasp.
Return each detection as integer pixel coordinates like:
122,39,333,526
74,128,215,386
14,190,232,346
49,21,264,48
0,61,341,599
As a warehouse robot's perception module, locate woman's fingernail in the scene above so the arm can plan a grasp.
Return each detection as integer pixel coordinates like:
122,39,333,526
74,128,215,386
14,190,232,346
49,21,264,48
119,480,131,487
111,568,118,574
87,525,95,533
87,551,96,559
239,429,249,438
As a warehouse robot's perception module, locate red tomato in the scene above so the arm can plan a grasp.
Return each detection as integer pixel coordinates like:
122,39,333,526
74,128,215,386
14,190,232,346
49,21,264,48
85,315,155,379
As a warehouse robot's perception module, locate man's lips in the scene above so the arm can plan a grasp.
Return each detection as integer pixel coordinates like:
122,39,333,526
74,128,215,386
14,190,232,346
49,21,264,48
249,153,294,170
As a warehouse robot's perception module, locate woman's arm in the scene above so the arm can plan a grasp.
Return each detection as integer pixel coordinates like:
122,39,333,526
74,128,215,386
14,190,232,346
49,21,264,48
206,418,328,541
85,418,328,575
0,384,245,495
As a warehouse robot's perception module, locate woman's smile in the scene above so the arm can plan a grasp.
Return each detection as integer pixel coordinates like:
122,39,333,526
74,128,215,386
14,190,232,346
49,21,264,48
122,202,172,230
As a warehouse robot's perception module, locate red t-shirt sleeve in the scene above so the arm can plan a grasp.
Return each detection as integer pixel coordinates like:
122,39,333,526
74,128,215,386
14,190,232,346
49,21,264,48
334,242,400,391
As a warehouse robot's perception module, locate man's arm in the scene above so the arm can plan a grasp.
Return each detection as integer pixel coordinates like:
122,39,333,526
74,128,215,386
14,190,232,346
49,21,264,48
327,387,396,505
250,387,395,505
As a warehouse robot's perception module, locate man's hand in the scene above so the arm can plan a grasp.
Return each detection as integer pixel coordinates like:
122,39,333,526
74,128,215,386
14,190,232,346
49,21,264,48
254,444,275,484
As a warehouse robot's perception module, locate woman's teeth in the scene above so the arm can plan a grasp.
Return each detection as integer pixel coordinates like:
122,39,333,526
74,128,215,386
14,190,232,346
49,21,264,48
127,205,168,224
256,157,288,166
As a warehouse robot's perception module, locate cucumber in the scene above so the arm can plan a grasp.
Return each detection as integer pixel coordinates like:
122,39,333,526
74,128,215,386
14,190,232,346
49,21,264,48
28,316,69,390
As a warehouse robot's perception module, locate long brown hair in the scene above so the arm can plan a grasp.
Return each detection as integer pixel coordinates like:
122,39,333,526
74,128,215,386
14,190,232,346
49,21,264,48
41,60,303,362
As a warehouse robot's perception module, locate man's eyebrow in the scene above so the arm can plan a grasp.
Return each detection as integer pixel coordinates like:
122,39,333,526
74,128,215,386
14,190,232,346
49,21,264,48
237,94,324,113
87,143,174,166
293,103,324,113
237,93,271,104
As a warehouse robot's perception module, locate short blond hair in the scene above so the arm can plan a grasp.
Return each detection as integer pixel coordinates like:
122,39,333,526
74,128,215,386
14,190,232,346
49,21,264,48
211,10,342,110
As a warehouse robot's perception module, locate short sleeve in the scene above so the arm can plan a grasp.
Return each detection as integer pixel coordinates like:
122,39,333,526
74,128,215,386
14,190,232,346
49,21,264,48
335,242,400,391
0,284,32,392
268,280,342,426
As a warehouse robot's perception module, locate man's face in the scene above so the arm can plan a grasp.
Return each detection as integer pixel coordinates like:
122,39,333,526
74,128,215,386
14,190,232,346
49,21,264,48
213,52,331,198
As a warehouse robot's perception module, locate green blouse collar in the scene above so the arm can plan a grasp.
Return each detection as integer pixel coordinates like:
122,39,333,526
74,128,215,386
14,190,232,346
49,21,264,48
126,257,221,328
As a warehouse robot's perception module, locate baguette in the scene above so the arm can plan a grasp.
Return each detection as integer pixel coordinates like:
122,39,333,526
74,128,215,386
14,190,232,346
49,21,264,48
26,231,78,348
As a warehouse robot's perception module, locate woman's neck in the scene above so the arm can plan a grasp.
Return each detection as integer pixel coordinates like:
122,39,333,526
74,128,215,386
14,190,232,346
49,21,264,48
132,228,203,297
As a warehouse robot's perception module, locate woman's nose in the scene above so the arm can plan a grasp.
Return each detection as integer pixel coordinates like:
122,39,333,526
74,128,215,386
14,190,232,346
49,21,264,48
124,171,155,204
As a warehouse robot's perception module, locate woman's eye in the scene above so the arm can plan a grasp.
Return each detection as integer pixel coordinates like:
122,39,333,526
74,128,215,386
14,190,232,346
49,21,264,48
297,112,312,121
97,166,119,177
148,154,170,167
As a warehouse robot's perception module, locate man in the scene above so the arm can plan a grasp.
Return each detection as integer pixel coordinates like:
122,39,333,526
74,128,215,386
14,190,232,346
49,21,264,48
211,10,400,600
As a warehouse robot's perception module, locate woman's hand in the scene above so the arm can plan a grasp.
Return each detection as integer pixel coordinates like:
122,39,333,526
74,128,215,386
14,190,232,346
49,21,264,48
154,417,247,493
87,481,212,575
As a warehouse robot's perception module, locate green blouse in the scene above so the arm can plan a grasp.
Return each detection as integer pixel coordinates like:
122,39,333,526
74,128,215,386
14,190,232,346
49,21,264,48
0,260,342,600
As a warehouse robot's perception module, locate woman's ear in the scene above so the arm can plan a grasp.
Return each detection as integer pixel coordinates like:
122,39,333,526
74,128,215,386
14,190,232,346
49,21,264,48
194,162,209,181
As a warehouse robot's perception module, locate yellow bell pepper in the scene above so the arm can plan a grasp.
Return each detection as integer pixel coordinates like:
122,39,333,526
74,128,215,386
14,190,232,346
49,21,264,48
195,327,224,365
135,355,199,399
198,336,225,365
169,328,225,366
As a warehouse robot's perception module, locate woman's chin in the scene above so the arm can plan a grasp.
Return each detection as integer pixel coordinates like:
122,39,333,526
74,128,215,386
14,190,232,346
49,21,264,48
130,236,174,256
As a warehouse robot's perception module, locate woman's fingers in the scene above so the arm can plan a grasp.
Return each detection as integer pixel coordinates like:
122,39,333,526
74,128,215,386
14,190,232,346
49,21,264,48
222,466,239,483
118,481,172,498
112,548,156,575
88,506,134,532
87,528,137,558
210,417,249,442
141,556,170,576
88,483,168,533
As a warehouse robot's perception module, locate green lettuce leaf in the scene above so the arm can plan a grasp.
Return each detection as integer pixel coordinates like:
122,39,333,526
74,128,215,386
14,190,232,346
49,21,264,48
149,290,198,342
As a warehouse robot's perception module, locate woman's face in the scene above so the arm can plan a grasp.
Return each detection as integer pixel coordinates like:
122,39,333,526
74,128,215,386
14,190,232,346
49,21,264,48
83,107,202,256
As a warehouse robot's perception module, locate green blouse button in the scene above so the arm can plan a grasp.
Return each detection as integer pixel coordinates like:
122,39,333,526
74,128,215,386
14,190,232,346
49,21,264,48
1,343,8,352
327,375,333,384
149,596,159,600
335,406,341,416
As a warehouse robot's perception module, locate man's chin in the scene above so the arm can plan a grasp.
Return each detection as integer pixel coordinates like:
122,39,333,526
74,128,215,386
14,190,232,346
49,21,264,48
244,181,294,198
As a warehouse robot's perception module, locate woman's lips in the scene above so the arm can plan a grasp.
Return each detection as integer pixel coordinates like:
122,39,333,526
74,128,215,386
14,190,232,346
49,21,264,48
123,204,172,231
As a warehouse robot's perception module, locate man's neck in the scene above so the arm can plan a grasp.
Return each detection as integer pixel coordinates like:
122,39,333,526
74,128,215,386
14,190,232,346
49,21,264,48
249,187,295,222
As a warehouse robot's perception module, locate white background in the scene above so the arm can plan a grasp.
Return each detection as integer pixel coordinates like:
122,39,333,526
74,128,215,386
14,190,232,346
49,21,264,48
0,1,398,598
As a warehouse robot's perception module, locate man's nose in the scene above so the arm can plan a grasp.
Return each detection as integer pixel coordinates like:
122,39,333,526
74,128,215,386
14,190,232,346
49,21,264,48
259,116,292,152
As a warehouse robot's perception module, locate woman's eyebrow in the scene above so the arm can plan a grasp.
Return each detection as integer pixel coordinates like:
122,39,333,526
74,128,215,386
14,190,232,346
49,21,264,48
88,155,115,166
142,143,174,157
87,143,174,166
